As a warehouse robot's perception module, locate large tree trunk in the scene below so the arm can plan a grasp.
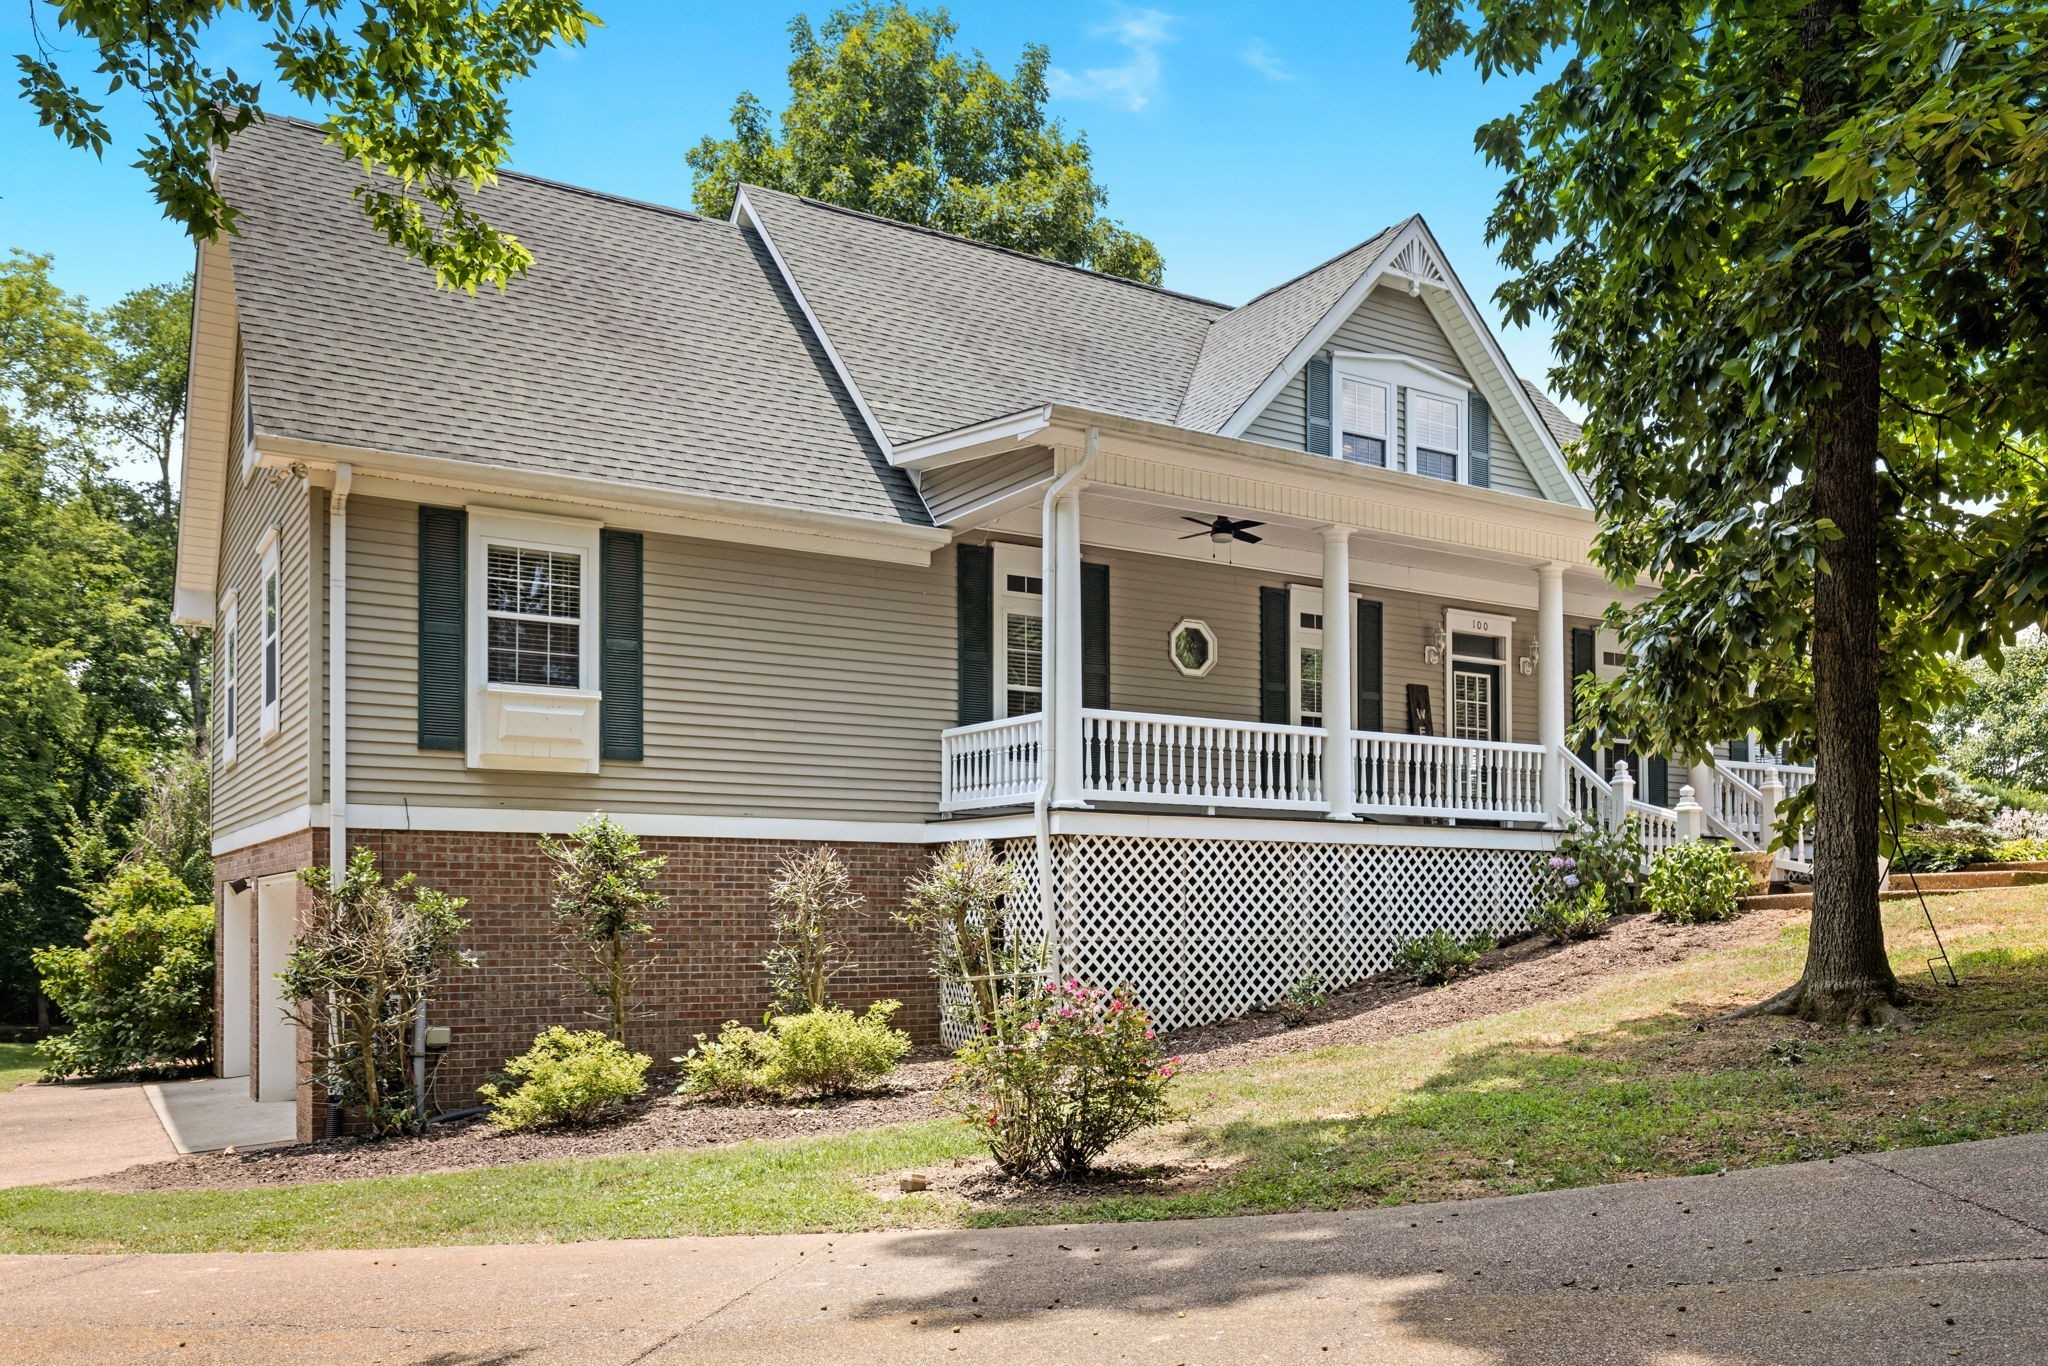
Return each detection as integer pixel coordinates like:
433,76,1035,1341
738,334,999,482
1741,0,1908,1028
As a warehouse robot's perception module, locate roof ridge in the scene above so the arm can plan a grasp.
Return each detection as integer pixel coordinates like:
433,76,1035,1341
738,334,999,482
249,112,711,227
1229,218,1410,311
740,182,1227,310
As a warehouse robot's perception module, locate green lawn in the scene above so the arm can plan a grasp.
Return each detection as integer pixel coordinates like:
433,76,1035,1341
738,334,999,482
0,1041,42,1093
5,887,2046,1255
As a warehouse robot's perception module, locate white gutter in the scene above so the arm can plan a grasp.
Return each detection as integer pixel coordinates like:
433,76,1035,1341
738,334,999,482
1034,427,1098,978
328,463,352,885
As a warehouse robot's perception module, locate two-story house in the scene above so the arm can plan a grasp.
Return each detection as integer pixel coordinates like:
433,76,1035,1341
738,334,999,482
177,118,1801,1135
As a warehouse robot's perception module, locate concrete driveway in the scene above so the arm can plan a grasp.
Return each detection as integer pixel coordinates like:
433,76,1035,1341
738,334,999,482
3,1135,2045,1363
0,1081,174,1188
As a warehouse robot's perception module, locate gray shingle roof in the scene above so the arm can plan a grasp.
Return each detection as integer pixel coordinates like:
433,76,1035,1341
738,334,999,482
216,117,924,526
1520,378,1582,448
1175,224,1403,433
739,185,1227,445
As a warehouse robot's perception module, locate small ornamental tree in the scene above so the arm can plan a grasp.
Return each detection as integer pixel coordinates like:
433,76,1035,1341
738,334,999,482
281,851,470,1136
541,814,664,1046
899,842,1035,1034
765,847,862,1015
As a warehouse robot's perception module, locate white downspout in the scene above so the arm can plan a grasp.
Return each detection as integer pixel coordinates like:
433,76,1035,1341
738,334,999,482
1034,427,1098,981
328,464,351,880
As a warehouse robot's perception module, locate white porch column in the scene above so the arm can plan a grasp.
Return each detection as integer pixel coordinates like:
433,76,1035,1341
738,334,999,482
1536,562,1568,825
1320,525,1356,819
1689,759,1715,829
1049,485,1086,807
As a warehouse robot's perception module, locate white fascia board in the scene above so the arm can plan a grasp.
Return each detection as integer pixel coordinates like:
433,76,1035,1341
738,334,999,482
260,437,950,566
1328,351,1470,395
890,405,1053,471
173,237,237,627
211,804,324,856
1217,216,1425,440
733,188,897,464
1407,220,1592,508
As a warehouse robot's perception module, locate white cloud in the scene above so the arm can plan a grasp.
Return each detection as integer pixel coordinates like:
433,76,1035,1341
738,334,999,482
1240,38,1293,83
1048,8,1177,112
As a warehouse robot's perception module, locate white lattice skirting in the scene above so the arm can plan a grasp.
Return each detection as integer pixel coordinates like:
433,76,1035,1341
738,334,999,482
997,833,1540,1033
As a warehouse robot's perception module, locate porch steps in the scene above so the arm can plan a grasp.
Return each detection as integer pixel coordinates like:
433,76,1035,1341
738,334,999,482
1885,869,2048,893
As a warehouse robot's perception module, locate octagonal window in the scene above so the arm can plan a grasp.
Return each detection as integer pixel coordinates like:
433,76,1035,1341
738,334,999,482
1170,619,1217,678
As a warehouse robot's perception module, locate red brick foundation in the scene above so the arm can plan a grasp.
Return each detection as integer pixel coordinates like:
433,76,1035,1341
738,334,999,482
349,830,942,1125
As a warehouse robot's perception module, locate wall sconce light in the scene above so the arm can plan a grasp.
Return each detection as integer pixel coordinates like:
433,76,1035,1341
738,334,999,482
1423,629,1447,667
1517,639,1539,677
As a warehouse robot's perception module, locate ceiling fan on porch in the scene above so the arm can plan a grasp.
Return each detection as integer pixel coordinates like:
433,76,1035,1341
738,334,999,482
1180,514,1264,545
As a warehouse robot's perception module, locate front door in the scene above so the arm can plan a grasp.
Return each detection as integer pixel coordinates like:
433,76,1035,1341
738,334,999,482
1450,662,1501,742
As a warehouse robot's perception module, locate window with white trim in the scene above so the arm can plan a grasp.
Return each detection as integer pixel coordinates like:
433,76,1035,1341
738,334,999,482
1339,377,1391,466
1411,391,1463,482
218,593,239,767
486,545,584,687
259,531,281,737
993,543,1043,718
1288,586,1325,727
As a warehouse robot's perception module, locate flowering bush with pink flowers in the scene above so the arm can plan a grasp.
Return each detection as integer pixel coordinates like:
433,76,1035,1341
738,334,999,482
940,980,1184,1177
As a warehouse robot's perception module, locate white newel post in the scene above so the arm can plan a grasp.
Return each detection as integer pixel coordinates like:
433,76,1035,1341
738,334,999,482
1676,783,1705,841
1689,760,1715,828
1609,760,1634,832
1049,484,1086,807
1760,769,1785,851
1536,562,1567,825
1321,525,1356,819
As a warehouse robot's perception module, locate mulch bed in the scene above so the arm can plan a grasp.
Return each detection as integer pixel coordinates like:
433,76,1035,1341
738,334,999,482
64,906,1798,1195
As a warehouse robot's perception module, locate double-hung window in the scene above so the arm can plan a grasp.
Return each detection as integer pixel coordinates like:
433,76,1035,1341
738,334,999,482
218,593,239,767
486,545,584,688
1411,391,1463,482
993,543,1043,718
258,529,281,737
1340,377,1391,466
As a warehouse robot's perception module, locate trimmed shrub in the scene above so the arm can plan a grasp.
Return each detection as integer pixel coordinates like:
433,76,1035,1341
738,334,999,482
1644,841,1749,923
680,1002,911,1101
1530,880,1614,943
479,1027,650,1131
761,1002,911,1097
34,861,213,1080
1393,928,1495,985
941,980,1182,1177
1274,973,1326,1027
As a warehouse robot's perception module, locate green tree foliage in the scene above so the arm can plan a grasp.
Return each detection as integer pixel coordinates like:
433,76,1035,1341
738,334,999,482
0,254,194,1023
1935,634,2048,795
687,3,1163,283
1411,0,2048,1025
16,1,598,292
32,860,212,1079
541,813,663,1047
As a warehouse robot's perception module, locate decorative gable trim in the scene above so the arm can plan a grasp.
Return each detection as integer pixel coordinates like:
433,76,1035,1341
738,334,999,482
1217,218,1590,510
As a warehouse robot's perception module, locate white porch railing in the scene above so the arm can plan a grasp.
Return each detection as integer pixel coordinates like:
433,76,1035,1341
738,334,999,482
1353,733,1548,822
1559,749,1614,827
1631,800,1680,859
940,713,1045,812
1082,709,1325,810
1727,760,1814,802
1703,765,1767,850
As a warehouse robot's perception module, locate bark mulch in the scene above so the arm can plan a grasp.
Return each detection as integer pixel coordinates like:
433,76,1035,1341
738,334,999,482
65,906,1798,1195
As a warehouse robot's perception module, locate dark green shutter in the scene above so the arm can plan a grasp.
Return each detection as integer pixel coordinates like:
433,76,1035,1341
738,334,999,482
417,506,466,751
1081,561,1110,710
1570,626,1596,765
599,529,644,762
1304,355,1333,455
956,543,993,726
1646,755,1670,805
1259,586,1290,723
1727,736,1751,763
1467,391,1492,488
1355,598,1383,732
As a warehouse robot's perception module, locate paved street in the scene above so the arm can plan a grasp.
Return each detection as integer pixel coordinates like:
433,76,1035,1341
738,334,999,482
4,1135,2046,1363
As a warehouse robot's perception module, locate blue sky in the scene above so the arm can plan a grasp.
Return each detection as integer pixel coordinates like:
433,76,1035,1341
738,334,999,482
1,1,1565,397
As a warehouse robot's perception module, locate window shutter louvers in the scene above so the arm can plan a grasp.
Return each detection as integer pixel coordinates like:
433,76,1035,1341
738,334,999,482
1727,736,1751,763
1081,561,1111,710
1570,625,1596,766
956,544,994,726
1356,598,1384,732
1467,391,1492,488
1304,354,1333,455
599,529,645,762
1259,586,1290,724
416,506,467,751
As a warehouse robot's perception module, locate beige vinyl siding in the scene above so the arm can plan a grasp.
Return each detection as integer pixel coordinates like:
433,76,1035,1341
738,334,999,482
210,358,317,834
344,495,955,819
918,448,1054,524
1240,285,1550,500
